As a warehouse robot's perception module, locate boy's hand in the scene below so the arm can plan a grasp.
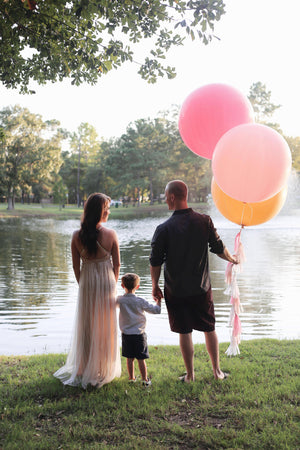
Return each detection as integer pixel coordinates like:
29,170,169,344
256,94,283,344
155,298,161,306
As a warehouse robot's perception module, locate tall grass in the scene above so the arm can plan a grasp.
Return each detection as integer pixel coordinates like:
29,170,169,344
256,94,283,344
1,339,299,449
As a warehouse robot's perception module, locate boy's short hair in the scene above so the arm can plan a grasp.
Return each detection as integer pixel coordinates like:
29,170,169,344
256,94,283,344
122,273,140,291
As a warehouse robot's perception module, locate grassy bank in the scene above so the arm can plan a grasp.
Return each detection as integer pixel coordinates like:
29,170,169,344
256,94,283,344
1,339,299,449
0,202,207,221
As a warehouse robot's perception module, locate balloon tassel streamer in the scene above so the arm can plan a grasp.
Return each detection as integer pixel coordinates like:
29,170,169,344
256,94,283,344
225,228,245,356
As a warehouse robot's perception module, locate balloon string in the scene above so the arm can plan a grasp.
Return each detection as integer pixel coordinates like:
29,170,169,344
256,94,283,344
240,202,253,227
240,203,246,227
248,203,253,224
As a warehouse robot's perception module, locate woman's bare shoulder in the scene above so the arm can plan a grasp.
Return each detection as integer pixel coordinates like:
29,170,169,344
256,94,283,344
108,228,118,242
72,229,81,243
100,227,118,247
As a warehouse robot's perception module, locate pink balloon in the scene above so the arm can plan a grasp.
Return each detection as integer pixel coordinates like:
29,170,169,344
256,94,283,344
178,84,254,160
212,123,292,203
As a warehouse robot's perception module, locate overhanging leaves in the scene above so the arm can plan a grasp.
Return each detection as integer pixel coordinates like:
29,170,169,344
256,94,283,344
0,0,225,92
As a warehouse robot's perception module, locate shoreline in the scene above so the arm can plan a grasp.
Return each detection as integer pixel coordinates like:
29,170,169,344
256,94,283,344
2,337,299,358
0,201,207,220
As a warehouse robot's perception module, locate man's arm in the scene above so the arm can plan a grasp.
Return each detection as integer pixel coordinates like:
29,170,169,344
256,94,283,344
150,265,164,301
217,247,238,264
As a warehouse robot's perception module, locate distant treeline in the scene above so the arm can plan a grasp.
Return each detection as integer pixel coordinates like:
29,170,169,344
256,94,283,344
1,99,299,209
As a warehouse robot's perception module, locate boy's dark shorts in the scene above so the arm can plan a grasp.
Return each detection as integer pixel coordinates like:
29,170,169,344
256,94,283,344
121,332,149,359
165,287,215,334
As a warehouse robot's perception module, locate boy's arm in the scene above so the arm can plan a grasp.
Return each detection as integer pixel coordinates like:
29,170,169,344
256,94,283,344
140,297,161,314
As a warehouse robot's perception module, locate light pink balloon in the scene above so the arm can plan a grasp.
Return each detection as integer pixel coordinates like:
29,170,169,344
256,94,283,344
178,84,254,160
212,123,292,203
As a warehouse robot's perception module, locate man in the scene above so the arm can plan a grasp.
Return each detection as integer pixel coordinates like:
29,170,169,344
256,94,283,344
150,180,237,382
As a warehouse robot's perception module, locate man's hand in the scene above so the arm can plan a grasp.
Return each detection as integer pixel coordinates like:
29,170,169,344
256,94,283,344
218,247,239,264
150,265,164,301
152,285,164,302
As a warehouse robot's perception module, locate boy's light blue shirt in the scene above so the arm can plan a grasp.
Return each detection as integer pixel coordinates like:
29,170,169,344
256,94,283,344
117,293,161,335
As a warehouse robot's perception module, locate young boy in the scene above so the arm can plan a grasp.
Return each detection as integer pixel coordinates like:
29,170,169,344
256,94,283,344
117,273,161,386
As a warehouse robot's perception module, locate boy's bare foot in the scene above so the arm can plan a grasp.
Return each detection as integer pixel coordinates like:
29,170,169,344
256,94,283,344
128,377,136,383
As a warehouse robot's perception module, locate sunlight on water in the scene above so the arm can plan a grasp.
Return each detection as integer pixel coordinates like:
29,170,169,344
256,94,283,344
0,204,300,355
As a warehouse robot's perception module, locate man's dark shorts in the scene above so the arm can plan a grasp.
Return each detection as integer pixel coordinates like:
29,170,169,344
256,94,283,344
121,332,149,359
165,287,215,334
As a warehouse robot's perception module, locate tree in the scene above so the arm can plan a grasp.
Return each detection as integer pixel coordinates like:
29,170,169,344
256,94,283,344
105,118,173,203
52,175,68,207
0,0,225,93
69,122,101,206
155,108,212,200
0,105,64,209
248,82,281,123
285,135,300,172
58,150,79,204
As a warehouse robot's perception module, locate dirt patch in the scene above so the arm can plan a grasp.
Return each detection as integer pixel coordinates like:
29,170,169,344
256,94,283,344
165,399,228,430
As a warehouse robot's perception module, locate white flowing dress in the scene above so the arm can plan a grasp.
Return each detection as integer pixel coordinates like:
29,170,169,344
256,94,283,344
54,241,121,388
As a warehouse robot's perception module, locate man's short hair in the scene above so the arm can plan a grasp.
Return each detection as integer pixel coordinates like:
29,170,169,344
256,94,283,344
122,273,140,291
166,180,188,200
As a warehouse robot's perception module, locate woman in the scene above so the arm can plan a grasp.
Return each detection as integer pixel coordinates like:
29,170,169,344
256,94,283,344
54,193,121,388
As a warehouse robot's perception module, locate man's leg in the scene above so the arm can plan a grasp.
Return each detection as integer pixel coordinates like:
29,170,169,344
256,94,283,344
179,332,195,382
204,330,226,380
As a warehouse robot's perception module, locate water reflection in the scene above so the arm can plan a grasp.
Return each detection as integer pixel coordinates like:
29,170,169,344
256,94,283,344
0,208,300,355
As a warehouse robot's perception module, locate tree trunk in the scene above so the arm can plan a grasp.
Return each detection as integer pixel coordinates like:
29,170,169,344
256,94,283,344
137,187,140,206
77,142,81,208
7,187,14,210
149,168,154,204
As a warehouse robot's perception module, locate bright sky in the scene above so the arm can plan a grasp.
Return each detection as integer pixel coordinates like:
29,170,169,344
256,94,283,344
1,0,299,139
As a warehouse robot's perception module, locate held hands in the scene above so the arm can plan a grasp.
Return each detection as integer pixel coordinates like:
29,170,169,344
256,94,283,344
152,285,164,302
155,297,162,307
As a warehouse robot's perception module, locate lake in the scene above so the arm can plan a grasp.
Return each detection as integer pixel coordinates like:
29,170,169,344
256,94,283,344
0,202,300,356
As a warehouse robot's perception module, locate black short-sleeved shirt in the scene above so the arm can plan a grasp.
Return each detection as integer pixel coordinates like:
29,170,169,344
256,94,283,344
150,208,224,297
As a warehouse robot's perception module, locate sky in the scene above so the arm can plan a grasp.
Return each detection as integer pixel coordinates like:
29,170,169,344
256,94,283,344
1,0,299,140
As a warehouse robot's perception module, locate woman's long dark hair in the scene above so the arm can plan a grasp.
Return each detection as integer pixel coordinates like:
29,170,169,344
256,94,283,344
79,193,110,255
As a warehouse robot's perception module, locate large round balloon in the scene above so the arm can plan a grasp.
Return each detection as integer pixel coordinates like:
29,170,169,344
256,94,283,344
211,178,288,226
178,84,254,160
212,123,292,203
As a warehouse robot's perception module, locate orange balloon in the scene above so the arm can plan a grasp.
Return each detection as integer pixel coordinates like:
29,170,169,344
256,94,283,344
211,178,287,226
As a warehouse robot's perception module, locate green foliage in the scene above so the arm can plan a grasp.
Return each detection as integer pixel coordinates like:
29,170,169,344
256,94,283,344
0,0,225,93
285,135,300,171
0,105,65,208
248,81,281,123
2,80,300,208
68,122,102,205
105,118,172,202
0,340,299,449
52,176,68,205
102,116,211,202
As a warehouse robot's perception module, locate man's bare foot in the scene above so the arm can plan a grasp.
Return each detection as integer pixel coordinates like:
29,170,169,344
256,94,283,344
214,369,229,380
178,374,194,383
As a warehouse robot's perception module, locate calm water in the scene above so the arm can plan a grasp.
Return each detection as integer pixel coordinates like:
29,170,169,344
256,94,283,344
0,204,300,355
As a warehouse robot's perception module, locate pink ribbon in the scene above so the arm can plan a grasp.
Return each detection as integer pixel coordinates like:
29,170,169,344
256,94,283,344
225,228,245,356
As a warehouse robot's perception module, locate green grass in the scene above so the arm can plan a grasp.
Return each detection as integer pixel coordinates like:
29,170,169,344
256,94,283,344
0,201,207,221
1,339,299,449
0,202,169,220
